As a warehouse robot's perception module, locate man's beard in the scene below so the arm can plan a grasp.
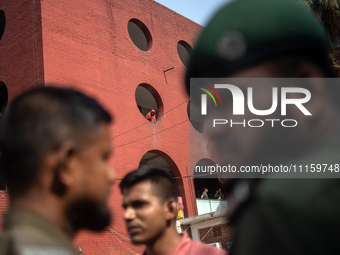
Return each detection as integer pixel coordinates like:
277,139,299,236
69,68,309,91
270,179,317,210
66,198,112,232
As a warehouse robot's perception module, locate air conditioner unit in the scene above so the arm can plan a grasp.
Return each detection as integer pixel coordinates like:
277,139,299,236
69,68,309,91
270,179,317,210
207,242,222,249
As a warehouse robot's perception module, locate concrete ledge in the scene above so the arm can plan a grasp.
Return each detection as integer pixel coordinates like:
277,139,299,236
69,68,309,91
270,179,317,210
178,208,228,225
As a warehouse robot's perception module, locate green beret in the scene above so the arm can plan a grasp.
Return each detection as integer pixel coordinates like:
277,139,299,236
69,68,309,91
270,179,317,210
186,0,330,92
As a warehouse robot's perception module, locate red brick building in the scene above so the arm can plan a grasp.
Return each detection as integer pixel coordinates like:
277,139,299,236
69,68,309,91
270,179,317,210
0,0,211,254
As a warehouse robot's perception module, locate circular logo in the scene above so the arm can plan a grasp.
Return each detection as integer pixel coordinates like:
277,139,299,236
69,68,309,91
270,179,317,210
218,32,247,61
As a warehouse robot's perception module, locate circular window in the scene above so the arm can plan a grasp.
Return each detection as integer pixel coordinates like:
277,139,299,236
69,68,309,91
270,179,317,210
0,11,6,42
128,19,152,51
177,40,193,67
187,100,203,133
0,82,8,116
135,84,163,122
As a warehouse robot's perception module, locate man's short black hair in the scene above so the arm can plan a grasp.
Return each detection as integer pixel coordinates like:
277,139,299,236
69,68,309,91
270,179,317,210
119,165,178,203
0,86,112,196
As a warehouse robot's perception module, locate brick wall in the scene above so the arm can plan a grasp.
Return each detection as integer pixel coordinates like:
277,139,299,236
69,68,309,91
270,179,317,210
0,0,44,101
0,191,8,232
0,0,204,254
199,223,235,251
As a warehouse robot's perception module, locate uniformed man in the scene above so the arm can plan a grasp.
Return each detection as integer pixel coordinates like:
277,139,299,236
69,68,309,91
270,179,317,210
0,87,115,254
186,0,340,254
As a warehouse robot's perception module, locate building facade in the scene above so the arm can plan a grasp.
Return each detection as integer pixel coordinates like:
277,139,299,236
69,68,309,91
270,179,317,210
0,0,216,254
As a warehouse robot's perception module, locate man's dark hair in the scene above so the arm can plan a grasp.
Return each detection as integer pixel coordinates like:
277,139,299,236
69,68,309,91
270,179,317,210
119,165,178,203
0,86,112,196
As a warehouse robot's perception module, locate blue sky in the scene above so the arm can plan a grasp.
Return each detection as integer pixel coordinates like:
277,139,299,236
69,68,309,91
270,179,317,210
154,0,232,26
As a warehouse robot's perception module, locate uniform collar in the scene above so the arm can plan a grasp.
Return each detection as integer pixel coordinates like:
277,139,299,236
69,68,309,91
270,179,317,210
3,209,74,247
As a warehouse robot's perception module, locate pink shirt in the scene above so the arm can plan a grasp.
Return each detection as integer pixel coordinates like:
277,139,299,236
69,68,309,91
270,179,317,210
146,109,156,123
169,233,227,255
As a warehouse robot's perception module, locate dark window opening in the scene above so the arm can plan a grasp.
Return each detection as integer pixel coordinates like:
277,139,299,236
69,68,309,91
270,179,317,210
177,40,193,67
0,10,6,42
0,82,8,191
187,101,204,133
135,84,163,123
128,19,152,51
194,159,223,199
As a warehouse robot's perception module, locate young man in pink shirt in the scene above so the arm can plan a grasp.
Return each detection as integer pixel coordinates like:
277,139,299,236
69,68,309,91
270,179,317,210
120,166,227,255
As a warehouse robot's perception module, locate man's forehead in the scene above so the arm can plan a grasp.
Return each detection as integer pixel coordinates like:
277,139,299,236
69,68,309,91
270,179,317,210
81,123,111,149
123,181,157,200
228,60,274,78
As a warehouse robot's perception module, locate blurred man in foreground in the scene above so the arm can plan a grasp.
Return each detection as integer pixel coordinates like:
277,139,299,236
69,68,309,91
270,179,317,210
186,0,340,254
120,166,227,255
0,87,115,254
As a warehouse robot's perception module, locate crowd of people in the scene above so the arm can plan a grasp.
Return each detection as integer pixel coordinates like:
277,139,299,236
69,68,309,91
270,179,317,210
1,0,340,254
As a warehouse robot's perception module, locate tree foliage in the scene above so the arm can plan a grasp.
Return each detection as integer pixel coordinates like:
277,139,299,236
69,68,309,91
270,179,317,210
299,0,340,75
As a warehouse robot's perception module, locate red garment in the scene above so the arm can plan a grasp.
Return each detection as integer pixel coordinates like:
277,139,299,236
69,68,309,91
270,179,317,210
146,109,156,122
169,233,227,255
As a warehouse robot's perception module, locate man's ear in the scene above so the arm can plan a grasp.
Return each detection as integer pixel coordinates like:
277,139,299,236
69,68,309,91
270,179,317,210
288,78,328,134
164,199,178,221
295,62,324,79
50,141,77,196
293,62,327,121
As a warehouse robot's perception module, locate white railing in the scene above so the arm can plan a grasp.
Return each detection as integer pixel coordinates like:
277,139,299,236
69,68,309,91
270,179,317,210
196,198,227,215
